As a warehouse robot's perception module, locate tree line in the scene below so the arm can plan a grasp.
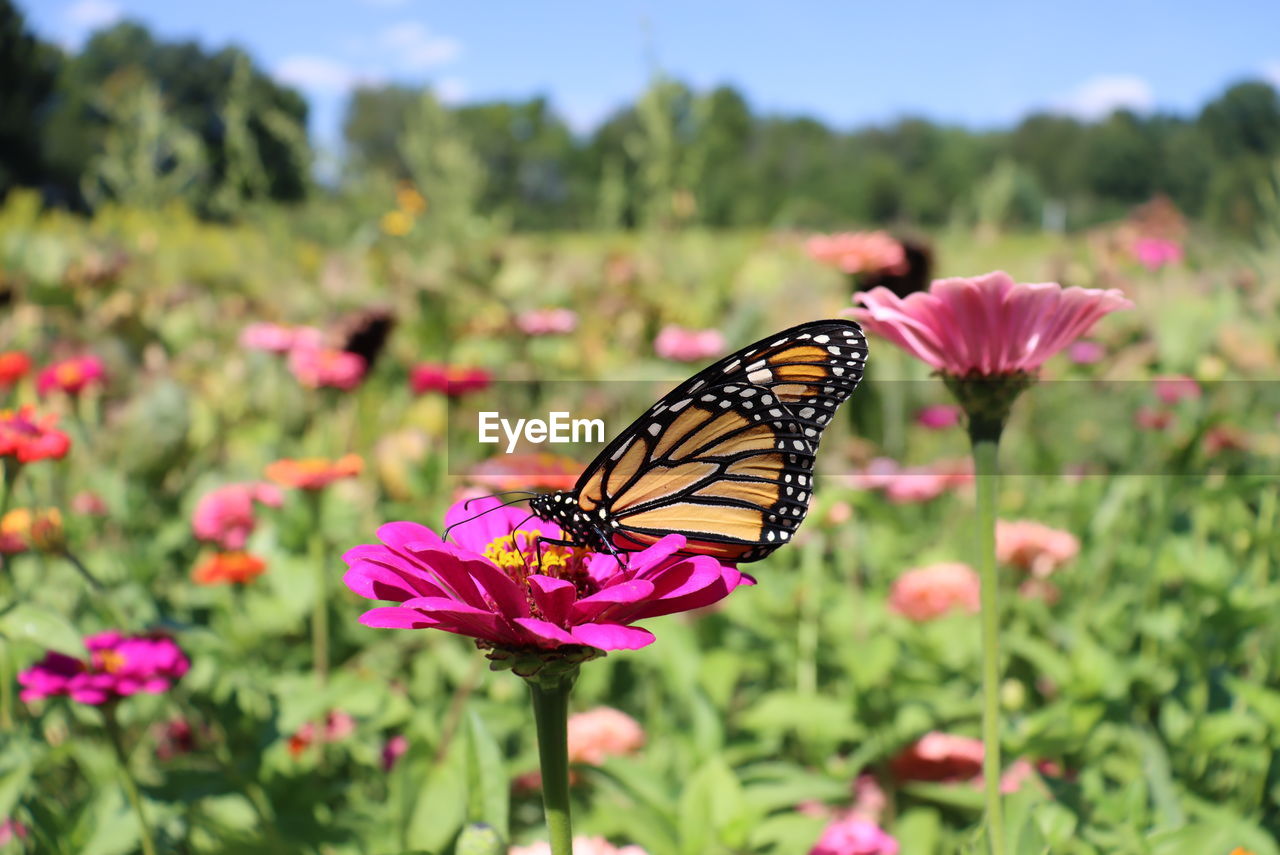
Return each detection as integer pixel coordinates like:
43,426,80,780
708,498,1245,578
4,3,1280,233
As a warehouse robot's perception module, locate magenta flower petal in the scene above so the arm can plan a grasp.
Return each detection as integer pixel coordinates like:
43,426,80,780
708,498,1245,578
528,575,578,626
513,618,579,647
570,623,655,650
343,561,444,602
376,521,443,551
359,606,440,629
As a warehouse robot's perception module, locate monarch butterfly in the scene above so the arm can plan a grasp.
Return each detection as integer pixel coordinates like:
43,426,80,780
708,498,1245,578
528,318,867,563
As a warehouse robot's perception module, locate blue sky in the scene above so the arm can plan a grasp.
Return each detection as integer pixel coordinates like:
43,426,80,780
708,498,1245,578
24,0,1280,153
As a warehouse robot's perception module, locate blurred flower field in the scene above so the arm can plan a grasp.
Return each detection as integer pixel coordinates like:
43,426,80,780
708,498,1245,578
2,186,1280,855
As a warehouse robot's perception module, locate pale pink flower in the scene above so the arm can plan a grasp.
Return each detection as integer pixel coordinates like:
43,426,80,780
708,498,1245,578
995,520,1079,578
914,404,962,430
1135,406,1174,431
809,816,899,855
1067,341,1105,364
1132,237,1183,271
517,308,578,336
381,734,409,771
654,325,726,362
888,563,981,622
510,837,648,855
1153,375,1201,405
192,483,284,551
848,774,887,822
849,271,1131,377
1017,578,1061,604
240,322,299,353
0,818,29,845
851,458,972,504
807,231,908,276
567,706,645,765
288,346,366,390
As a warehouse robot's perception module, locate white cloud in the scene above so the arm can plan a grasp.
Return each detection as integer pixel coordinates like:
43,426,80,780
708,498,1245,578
1262,60,1280,88
435,77,467,104
275,56,368,94
1051,75,1154,121
380,21,462,71
64,0,121,28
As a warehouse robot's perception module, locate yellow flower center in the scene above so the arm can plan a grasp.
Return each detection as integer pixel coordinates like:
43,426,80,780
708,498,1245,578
55,363,85,387
483,529,577,572
98,650,126,673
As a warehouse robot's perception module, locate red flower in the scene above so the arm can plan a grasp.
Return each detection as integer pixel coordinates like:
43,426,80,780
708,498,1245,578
192,552,268,585
0,407,72,463
891,732,984,782
266,454,362,490
37,356,105,397
0,351,31,388
410,364,492,396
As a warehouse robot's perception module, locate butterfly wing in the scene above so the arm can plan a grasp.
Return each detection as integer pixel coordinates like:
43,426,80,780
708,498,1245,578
571,319,867,562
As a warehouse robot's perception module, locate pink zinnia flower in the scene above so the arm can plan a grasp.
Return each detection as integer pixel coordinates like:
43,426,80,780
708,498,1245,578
1153,374,1200,405
1132,237,1183,271
510,838,648,855
567,706,645,764
410,364,493,397
288,346,366,390
888,563,981,622
1067,341,1105,365
914,404,962,430
0,406,71,463
654,325,726,362
343,496,749,652
18,631,189,705
288,710,356,756
155,718,201,761
381,734,409,771
806,231,908,276
0,818,29,846
240,322,301,354
809,816,899,855
849,271,1131,377
517,308,578,336
850,458,972,504
891,732,984,782
192,482,284,550
1135,406,1174,431
996,520,1079,578
36,355,105,397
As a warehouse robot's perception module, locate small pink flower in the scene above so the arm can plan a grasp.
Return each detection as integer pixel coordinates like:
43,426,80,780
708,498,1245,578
1203,424,1249,456
37,356,105,397
343,496,750,652
1132,237,1183,271
381,734,409,771
410,364,493,397
288,346,366,390
517,308,578,336
240,322,300,354
891,732,984,782
654,325,726,362
1153,375,1200,405
0,818,29,845
849,271,1131,377
996,520,1079,578
19,632,189,706
888,563,980,622
806,231,908,276
1017,578,1061,604
809,816,900,855
851,458,972,504
1067,341,1105,364
72,491,108,516
510,838,648,855
192,483,284,551
155,718,200,761
848,774,887,822
288,710,355,757
567,707,645,765
914,404,962,430
1135,406,1174,431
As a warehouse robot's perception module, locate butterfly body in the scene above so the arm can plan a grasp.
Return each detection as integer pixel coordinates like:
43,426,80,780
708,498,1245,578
529,319,867,564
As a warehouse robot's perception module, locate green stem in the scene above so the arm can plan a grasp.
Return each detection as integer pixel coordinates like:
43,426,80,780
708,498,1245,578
0,459,18,520
970,426,1004,855
307,492,329,686
104,705,158,855
529,673,576,855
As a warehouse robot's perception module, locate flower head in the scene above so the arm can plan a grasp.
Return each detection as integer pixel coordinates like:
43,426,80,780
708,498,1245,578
0,351,31,388
1,508,64,554
240,322,304,354
410,364,493,397
288,346,367,391
381,734,409,771
654,325,726,362
914,404,962,430
192,482,283,550
996,520,1079,578
19,632,189,706
0,818,29,846
567,706,645,764
0,407,71,463
1067,341,1105,365
343,496,749,659
1153,374,1201,405
807,231,908,277
154,718,201,760
888,562,981,621
288,710,355,756
849,271,1131,378
517,308,579,336
809,816,900,855
1132,237,1183,271
850,458,972,504
37,356,105,397
891,732,984,782
266,454,362,490
510,838,648,855
192,551,268,585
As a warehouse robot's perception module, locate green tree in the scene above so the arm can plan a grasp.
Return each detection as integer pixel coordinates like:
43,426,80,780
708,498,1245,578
0,0,63,197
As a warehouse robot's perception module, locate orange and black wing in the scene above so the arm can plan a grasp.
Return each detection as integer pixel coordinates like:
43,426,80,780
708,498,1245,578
572,318,867,562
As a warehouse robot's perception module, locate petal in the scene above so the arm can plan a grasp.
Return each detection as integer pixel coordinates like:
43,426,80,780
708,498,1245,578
359,606,439,629
528,575,577,626
377,521,443,551
512,617,578,647
570,579,656,623
343,561,445,602
570,623,654,650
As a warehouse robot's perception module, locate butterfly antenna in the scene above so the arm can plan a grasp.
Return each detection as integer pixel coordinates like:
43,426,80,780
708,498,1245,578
442,494,537,543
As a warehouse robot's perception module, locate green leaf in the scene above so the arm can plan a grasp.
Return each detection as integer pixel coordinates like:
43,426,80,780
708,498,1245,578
465,709,509,837
894,807,942,854
677,757,747,855
407,740,467,853
0,603,83,655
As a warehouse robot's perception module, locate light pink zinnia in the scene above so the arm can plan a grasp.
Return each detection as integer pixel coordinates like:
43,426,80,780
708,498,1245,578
240,322,300,354
806,231,908,276
343,496,750,652
567,706,645,764
850,458,972,504
510,837,648,855
381,734,409,771
192,482,284,550
1067,341,1105,365
914,404,962,430
1132,237,1183,271
1153,374,1200,405
517,308,578,336
288,346,366,390
888,562,981,622
654,325,726,362
36,355,106,397
809,816,900,855
996,520,1079,578
848,271,1131,377
19,631,189,705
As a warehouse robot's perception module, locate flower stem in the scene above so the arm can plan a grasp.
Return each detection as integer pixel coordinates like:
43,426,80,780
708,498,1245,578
307,492,329,686
104,705,157,855
969,423,1004,855
529,673,576,855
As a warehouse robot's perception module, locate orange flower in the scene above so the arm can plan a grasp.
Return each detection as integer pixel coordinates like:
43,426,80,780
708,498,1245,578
995,520,1079,578
567,707,645,765
467,453,583,492
888,562,981,621
0,351,32,388
266,454,362,490
1,508,63,554
192,552,267,585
